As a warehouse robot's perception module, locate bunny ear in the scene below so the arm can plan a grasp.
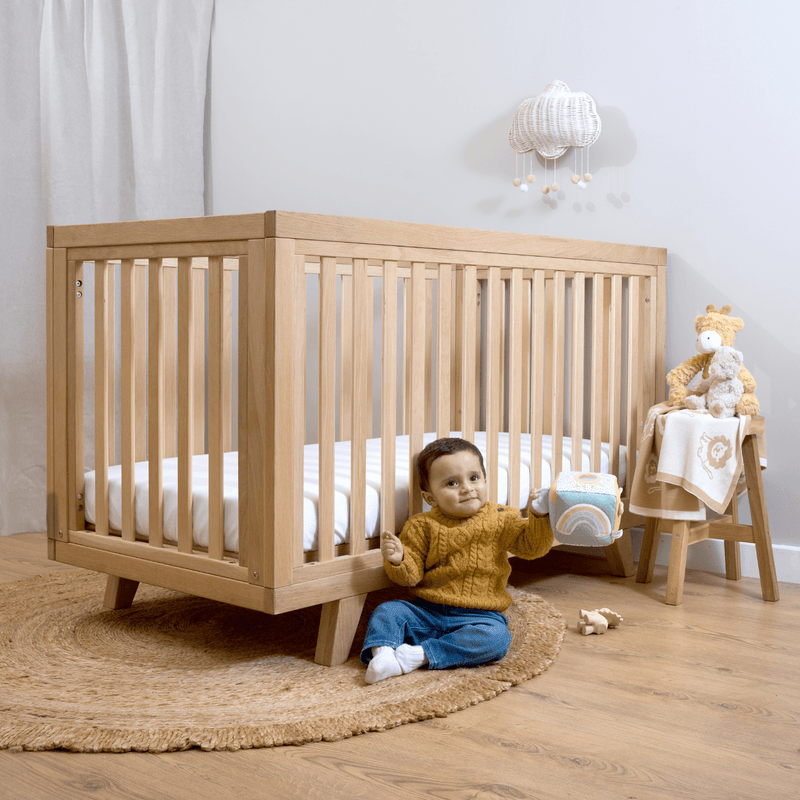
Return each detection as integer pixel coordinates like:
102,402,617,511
720,304,733,315
705,304,718,313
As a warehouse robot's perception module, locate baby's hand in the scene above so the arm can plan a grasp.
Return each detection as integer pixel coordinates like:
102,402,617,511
380,531,404,565
529,487,550,517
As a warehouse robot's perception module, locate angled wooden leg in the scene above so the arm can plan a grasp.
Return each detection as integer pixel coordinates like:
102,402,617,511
315,593,368,666
604,529,635,577
724,494,741,581
742,434,779,602
636,517,661,584
665,521,690,606
103,575,140,609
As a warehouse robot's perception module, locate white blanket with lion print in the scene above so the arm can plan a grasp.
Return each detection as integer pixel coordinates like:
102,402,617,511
629,403,750,520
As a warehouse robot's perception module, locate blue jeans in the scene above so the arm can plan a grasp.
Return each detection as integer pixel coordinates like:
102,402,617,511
360,597,512,670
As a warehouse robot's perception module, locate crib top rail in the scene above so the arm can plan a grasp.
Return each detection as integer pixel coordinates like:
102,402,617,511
48,211,667,268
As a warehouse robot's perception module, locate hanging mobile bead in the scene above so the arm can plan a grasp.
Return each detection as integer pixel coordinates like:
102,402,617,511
513,178,522,187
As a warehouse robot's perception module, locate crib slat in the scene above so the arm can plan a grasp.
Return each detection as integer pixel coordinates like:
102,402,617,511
318,257,337,562
106,267,115,467
507,268,524,508
520,278,531,436
340,272,353,441
550,272,566,479
237,255,249,567
409,262,426,516
425,279,434,430
626,276,644,496
402,273,410,437
192,263,206,454
485,268,502,503
294,256,307,568
451,268,462,428
570,273,586,471
177,257,195,553
608,275,623,478
207,256,225,559
148,258,165,547
436,264,452,438
381,261,398,534
120,259,137,540
460,265,478,443
222,269,234,453
590,274,606,472
163,267,177,459
68,261,85,533
530,271,545,490
134,264,148,462
654,265,668,403
94,260,110,536
350,259,369,556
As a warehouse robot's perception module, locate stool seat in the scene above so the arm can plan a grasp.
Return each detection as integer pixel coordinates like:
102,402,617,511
635,416,778,605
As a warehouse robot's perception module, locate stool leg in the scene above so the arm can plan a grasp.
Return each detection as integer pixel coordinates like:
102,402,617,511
665,521,690,606
742,434,779,602
724,494,741,581
636,517,660,584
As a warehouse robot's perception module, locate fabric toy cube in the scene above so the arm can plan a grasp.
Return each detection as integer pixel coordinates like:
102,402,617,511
549,471,623,547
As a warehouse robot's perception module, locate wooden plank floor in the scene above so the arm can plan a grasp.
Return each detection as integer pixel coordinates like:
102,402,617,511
2,532,799,800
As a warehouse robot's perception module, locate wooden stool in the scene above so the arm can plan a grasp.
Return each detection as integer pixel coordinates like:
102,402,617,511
635,416,778,605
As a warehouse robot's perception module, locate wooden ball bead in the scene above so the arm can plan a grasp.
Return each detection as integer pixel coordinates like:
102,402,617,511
513,178,522,187
571,174,580,184
584,172,592,182
526,174,536,183
551,183,559,192
542,185,550,194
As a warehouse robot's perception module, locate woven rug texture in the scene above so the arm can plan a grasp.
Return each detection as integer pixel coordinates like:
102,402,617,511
0,570,564,752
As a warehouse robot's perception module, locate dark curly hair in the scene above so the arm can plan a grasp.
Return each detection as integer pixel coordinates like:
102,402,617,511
416,437,486,493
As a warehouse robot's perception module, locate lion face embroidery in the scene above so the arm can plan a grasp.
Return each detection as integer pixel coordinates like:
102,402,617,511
697,432,733,478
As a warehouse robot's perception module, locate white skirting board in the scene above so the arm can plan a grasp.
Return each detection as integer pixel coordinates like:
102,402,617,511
557,529,800,585
627,527,800,586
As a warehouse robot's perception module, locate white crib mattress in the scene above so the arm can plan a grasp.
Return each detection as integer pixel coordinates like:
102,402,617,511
83,432,626,554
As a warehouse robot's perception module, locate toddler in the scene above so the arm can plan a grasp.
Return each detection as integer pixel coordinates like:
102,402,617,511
361,437,553,683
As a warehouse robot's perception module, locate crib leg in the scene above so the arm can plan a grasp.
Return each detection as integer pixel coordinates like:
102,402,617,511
603,530,635,577
314,593,368,667
103,575,140,609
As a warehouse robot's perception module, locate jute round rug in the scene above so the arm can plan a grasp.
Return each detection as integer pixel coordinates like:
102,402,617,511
0,570,564,753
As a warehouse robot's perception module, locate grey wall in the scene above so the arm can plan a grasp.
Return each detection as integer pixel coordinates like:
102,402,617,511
207,0,799,579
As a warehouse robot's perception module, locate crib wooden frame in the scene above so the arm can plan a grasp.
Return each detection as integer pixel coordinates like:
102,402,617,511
46,211,667,665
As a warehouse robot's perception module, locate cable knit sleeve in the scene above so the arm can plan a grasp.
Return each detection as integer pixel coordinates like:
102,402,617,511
504,510,554,561
383,514,431,587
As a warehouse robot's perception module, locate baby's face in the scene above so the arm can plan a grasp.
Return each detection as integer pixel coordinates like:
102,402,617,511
422,450,487,519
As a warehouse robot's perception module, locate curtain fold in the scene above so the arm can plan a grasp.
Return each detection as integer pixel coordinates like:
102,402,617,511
40,0,214,224
0,0,214,536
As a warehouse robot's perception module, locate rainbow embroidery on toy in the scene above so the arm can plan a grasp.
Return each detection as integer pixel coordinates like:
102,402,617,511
548,471,623,547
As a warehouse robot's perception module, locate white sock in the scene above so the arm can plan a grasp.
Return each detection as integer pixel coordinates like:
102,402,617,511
395,643,428,674
365,646,403,684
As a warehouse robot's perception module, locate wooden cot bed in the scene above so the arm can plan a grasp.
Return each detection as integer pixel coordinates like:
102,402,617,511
46,211,667,665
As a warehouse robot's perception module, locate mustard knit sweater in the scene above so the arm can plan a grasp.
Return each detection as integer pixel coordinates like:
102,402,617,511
384,502,553,612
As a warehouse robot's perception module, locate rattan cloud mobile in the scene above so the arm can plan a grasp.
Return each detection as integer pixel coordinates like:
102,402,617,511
509,80,601,194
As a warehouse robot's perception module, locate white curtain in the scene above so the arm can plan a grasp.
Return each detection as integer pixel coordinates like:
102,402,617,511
40,0,214,223
0,0,214,535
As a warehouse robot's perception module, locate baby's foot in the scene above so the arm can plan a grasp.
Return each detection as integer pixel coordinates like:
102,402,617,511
365,646,403,684
395,643,428,674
